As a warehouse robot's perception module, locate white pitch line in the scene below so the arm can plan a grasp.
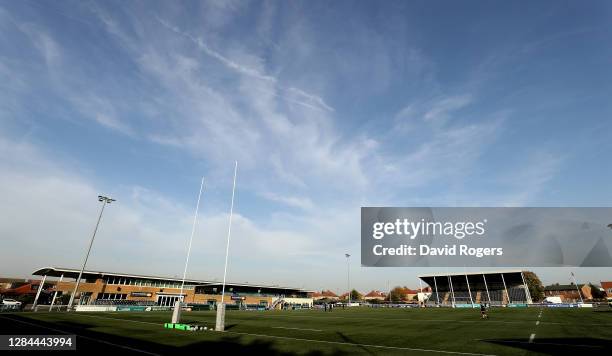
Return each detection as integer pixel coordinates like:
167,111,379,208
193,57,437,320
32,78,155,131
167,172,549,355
59,314,496,356
258,314,527,324
0,315,160,356
76,313,160,326
476,339,601,348
81,312,548,326
252,314,573,326
75,311,612,327
271,326,322,332
529,334,535,343
225,330,498,356
77,313,500,325
80,312,612,327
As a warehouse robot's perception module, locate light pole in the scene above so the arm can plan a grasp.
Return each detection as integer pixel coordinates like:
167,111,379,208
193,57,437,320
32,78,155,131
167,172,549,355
345,253,351,306
67,195,115,310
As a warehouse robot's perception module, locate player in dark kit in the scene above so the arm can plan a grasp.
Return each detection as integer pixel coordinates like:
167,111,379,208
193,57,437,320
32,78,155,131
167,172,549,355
480,303,488,319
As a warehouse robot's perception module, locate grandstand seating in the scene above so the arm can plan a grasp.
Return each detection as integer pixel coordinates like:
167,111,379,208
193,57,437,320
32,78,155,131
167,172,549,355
269,297,283,310
508,287,528,303
420,271,531,306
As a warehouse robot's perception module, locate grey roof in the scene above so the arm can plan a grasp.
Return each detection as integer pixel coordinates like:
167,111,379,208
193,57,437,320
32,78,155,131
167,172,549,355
418,270,524,278
32,266,313,292
544,284,585,291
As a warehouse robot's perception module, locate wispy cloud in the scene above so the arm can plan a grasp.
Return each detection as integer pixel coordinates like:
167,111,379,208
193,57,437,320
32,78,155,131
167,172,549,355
0,132,322,286
94,113,133,135
423,95,473,123
17,23,61,68
69,94,135,136
499,151,565,206
382,117,505,190
3,1,598,289
156,17,334,113
258,191,315,211
395,94,474,129
83,10,371,192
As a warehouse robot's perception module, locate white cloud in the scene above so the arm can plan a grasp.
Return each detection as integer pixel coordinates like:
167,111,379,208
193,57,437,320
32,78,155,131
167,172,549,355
156,17,334,113
258,191,314,211
83,11,373,193
197,0,246,31
0,3,577,291
94,113,132,134
395,94,473,128
0,133,331,288
498,151,565,206
423,95,473,123
17,23,61,68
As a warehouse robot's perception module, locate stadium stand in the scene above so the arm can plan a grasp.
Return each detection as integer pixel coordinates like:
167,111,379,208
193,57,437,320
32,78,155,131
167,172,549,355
30,267,313,310
419,270,532,306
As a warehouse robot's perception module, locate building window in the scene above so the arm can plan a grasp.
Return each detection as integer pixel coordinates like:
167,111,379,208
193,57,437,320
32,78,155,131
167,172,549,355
96,293,127,300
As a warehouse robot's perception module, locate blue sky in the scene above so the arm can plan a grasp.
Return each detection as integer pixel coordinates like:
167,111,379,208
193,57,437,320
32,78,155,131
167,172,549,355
1,0,611,293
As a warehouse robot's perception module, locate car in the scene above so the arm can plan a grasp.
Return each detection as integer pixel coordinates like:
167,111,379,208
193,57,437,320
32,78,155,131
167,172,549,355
1,298,22,306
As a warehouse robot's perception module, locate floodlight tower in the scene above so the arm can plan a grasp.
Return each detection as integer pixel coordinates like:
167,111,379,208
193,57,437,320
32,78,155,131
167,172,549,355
68,195,115,310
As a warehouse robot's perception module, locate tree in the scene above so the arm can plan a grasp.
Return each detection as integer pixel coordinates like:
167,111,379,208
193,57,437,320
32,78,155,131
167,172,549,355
350,289,362,301
523,271,544,302
389,286,407,302
589,283,606,300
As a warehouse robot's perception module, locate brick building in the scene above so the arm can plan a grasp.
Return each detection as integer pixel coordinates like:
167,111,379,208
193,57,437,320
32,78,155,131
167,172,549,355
601,281,612,298
30,266,312,309
543,283,592,302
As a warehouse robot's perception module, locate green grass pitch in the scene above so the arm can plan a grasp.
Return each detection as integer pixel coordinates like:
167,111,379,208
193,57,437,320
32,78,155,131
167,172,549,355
1,307,610,355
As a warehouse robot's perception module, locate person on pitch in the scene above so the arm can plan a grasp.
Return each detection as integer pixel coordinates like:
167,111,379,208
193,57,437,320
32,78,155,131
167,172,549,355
480,303,488,319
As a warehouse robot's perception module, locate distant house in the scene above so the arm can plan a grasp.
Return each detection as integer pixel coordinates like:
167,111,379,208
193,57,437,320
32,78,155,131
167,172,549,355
401,287,419,301
388,287,419,302
0,278,53,296
339,290,364,301
309,290,339,301
543,283,592,302
363,290,386,301
601,281,612,298
0,278,19,291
